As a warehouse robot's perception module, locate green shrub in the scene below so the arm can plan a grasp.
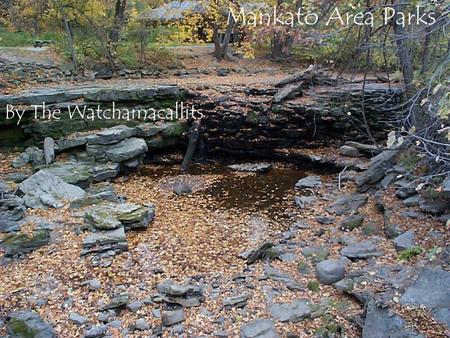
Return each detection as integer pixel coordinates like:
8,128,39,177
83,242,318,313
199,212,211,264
398,246,423,261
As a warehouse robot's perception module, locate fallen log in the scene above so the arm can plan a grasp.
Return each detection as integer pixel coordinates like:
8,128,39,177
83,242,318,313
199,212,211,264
272,82,304,104
344,141,382,155
276,64,336,88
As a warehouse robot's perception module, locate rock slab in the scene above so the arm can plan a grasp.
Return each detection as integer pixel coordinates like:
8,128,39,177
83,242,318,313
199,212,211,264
240,319,279,338
18,170,85,209
7,311,56,338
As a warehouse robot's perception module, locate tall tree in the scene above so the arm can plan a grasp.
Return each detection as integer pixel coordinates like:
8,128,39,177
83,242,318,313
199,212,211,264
391,1,415,95
52,0,78,70
110,0,127,44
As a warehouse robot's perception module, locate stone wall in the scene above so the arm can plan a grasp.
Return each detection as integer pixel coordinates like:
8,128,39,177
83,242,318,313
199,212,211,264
0,82,403,154
0,84,189,146
198,83,403,154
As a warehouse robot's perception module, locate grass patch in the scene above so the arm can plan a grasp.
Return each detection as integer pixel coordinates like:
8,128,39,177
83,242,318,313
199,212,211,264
307,280,320,292
398,246,423,261
0,27,63,47
0,27,33,47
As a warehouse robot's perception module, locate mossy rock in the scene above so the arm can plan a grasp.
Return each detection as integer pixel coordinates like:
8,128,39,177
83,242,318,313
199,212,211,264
161,120,188,137
245,111,259,125
2,229,50,257
7,311,56,338
8,319,38,338
340,215,364,231
302,247,330,263
84,202,155,230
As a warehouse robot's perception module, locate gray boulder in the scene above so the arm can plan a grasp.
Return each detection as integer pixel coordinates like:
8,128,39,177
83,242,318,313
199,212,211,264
356,146,403,190
223,294,250,308
362,301,424,338
12,146,45,168
316,259,345,284
327,193,368,215
340,214,364,230
56,136,87,152
442,177,450,199
2,228,50,256
240,319,279,338
162,309,185,326
88,138,148,163
295,175,322,189
400,267,450,327
69,312,88,325
294,195,317,209
84,325,107,338
134,318,150,330
340,145,360,157
419,196,448,214
0,194,26,232
41,161,120,187
269,299,312,322
18,170,85,209
264,265,303,291
85,202,155,230
86,125,137,145
393,230,416,251
82,226,128,256
341,240,383,260
7,311,56,338
156,280,203,307
43,137,55,164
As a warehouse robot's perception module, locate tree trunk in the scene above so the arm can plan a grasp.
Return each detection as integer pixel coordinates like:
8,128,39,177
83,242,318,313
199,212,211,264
110,0,127,44
139,21,146,64
213,24,221,58
54,0,78,71
181,120,202,171
63,18,78,71
213,15,235,60
391,2,415,95
271,32,293,60
220,15,234,58
420,25,431,75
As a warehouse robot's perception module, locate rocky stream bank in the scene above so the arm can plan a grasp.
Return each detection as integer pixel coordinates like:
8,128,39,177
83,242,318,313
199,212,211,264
0,73,449,338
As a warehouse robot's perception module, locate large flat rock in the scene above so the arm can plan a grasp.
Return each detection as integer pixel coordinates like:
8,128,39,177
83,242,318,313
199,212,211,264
0,84,185,106
40,161,120,186
362,301,424,338
18,170,86,209
85,202,155,230
400,267,450,327
82,226,128,255
86,125,137,145
87,137,148,162
7,310,56,338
